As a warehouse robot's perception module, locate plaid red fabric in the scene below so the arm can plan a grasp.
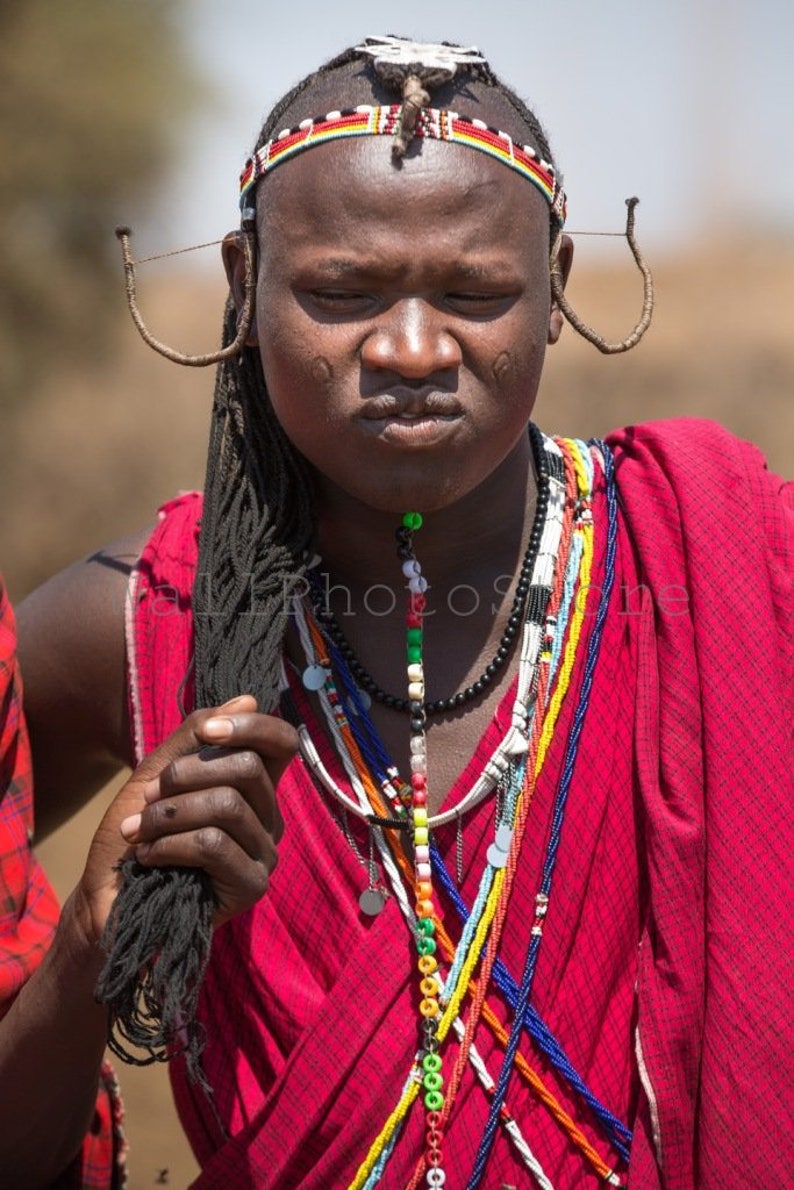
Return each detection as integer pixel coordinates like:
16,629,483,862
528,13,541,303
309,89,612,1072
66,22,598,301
608,420,794,1186
0,578,126,1189
127,420,793,1188
0,578,59,1007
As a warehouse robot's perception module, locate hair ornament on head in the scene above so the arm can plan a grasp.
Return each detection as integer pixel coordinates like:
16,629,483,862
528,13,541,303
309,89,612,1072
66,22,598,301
239,105,566,225
355,35,486,157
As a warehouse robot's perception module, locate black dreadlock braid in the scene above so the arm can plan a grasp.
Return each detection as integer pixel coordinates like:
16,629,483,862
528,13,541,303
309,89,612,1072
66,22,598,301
193,302,315,713
97,39,563,1079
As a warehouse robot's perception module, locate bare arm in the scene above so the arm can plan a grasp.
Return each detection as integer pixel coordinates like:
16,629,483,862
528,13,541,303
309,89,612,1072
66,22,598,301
0,893,109,1190
0,697,296,1186
16,529,151,839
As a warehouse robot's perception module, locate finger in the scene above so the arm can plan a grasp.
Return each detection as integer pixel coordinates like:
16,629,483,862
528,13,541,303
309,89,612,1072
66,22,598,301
121,785,273,862
153,749,283,840
196,711,298,788
134,827,276,924
131,695,259,784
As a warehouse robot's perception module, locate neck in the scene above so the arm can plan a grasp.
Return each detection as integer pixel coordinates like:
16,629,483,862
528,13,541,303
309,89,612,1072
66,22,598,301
315,435,538,591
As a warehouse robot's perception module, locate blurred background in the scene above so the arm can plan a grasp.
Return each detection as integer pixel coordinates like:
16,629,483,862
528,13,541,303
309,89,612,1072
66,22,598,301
1,0,791,1185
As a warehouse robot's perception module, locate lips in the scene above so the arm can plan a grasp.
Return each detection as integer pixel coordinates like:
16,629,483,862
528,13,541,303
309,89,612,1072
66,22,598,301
359,390,464,422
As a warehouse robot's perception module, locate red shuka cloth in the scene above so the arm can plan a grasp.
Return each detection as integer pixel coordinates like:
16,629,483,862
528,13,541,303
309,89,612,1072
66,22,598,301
0,579,126,1189
127,420,793,1188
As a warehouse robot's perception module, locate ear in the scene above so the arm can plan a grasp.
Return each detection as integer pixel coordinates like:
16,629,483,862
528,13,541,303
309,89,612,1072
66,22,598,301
222,231,259,347
548,233,574,346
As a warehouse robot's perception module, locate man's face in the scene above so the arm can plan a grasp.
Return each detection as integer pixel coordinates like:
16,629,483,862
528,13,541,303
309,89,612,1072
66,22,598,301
233,133,565,516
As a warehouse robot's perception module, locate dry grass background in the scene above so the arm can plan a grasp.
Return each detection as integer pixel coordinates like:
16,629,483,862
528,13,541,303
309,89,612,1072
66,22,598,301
4,238,793,1187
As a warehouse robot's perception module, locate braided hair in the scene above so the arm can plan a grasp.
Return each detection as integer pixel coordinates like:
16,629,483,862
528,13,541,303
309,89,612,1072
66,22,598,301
97,40,562,1078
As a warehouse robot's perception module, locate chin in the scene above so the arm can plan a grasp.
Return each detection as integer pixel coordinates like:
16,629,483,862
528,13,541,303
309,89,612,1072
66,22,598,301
345,470,480,517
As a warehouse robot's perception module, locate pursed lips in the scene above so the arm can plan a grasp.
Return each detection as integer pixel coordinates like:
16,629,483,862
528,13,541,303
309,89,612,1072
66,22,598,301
358,390,464,421
356,392,465,448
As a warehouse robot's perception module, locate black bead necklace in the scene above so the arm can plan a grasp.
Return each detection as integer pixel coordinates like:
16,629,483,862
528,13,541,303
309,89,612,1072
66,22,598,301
309,424,551,717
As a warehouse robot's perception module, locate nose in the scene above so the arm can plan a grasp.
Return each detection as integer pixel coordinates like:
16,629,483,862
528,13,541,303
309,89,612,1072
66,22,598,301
360,299,462,379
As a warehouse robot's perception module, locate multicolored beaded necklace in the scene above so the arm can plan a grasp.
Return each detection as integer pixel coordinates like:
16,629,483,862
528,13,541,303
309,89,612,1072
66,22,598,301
285,431,628,1187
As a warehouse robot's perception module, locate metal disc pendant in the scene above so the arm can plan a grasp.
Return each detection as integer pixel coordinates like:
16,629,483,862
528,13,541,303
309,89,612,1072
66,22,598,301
302,664,327,691
359,887,387,916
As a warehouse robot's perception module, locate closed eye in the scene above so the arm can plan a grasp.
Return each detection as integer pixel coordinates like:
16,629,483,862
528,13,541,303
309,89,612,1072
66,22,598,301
444,292,518,316
307,290,375,315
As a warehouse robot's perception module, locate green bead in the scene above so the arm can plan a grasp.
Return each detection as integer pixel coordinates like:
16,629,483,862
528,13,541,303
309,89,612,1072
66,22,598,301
424,1090,444,1112
402,511,423,530
406,627,423,646
422,1052,442,1073
407,644,422,663
423,1071,443,1092
416,935,437,956
417,918,436,937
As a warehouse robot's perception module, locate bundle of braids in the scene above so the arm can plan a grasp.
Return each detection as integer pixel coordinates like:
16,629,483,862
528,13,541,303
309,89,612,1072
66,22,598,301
95,37,647,1081
95,300,316,1079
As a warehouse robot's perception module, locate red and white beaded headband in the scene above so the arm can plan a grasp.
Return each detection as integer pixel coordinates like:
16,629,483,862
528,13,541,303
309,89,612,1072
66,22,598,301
239,105,567,227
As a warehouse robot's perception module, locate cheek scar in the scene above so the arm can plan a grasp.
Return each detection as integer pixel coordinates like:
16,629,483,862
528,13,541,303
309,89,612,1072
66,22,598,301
491,351,514,387
311,356,334,388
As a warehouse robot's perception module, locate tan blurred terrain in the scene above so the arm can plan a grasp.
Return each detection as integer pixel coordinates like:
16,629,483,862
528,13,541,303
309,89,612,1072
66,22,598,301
8,239,794,1187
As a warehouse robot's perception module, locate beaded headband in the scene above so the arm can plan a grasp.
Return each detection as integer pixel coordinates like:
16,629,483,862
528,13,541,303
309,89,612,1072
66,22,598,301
239,105,567,227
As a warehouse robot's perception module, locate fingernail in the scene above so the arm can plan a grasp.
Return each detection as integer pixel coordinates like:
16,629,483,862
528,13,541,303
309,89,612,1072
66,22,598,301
203,716,234,741
120,813,142,840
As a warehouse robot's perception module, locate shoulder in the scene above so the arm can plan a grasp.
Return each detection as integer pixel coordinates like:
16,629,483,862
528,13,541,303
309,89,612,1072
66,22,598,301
17,492,203,685
17,526,152,681
605,416,770,477
16,527,153,835
137,491,203,586
605,417,791,521
17,496,204,837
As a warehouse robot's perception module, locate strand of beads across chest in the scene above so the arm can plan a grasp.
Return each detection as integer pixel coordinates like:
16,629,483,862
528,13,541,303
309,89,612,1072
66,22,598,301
395,510,448,1184
288,434,628,1187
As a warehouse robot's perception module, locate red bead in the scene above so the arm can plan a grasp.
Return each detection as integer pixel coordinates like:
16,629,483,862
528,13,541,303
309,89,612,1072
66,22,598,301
411,773,427,789
411,594,427,612
406,612,423,628
412,788,427,806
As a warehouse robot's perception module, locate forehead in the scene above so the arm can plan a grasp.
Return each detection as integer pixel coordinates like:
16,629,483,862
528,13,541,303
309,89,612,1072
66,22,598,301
254,136,552,290
257,135,550,257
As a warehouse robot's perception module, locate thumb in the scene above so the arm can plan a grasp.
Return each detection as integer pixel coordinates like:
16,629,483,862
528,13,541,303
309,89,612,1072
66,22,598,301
130,694,259,783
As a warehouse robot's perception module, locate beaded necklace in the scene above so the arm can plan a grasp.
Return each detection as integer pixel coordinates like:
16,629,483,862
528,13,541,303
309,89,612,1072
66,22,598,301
351,437,576,1189
287,433,628,1186
308,457,550,716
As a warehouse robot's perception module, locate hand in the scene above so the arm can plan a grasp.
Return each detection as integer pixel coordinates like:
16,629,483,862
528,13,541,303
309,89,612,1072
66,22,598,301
73,695,297,946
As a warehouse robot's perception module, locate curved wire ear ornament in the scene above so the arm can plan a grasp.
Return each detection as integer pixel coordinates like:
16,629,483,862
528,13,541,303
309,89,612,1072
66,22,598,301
115,226,257,367
550,197,654,354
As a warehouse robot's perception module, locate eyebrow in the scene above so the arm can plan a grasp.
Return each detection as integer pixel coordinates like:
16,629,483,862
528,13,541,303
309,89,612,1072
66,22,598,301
310,258,516,282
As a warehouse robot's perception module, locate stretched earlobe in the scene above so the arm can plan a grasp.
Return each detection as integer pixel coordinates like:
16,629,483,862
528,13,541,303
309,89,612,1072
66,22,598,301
222,231,260,348
116,226,258,366
548,234,574,345
549,198,654,354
